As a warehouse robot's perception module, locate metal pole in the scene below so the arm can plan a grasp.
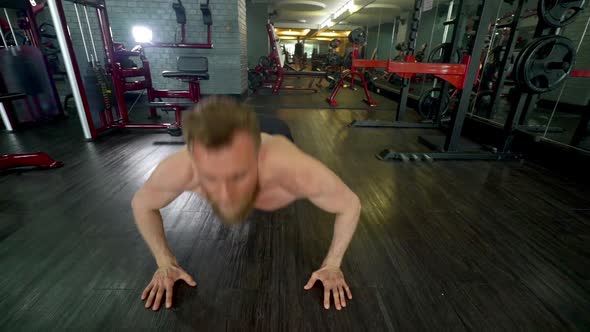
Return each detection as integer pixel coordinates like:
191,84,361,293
3,9,19,50
46,0,94,140
442,0,454,43
485,0,524,118
375,14,382,58
396,0,422,121
83,5,99,64
0,103,14,131
388,17,397,59
432,0,466,125
0,25,7,47
444,0,501,151
73,3,90,63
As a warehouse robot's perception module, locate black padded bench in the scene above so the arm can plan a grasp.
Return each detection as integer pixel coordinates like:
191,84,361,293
161,56,209,102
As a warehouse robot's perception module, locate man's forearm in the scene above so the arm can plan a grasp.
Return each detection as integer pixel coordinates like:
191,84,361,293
322,196,361,268
132,207,178,267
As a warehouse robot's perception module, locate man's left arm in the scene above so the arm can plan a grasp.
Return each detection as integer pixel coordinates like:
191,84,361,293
282,146,361,310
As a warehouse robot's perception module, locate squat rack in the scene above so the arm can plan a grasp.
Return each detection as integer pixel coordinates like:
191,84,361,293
352,0,510,161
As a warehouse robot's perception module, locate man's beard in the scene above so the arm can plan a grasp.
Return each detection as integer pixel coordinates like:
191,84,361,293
208,185,259,225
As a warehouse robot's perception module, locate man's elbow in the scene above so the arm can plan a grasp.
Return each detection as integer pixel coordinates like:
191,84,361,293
131,190,146,212
348,192,361,214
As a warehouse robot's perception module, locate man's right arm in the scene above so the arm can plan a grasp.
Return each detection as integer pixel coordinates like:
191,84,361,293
131,149,193,267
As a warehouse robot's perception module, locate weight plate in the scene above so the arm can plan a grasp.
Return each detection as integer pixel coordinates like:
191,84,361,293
418,88,450,120
329,38,341,49
538,0,586,28
427,43,460,63
348,28,366,44
522,35,576,93
513,36,553,91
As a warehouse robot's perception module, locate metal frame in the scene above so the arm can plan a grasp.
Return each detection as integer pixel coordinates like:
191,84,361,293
0,92,63,170
254,23,326,94
396,0,422,121
0,0,64,131
140,0,213,49
485,0,525,119
326,41,377,107
46,0,211,140
47,0,95,139
351,0,468,129
355,0,507,162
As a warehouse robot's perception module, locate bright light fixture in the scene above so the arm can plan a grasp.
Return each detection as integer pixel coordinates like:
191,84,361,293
132,26,153,43
276,29,311,36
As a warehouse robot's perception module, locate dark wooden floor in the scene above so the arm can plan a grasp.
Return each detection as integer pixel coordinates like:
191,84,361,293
1,98,590,331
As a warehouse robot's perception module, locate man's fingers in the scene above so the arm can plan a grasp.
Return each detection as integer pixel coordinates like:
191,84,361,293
180,273,197,287
142,282,153,300
145,288,156,308
332,288,342,310
338,286,347,307
324,288,330,309
165,284,174,309
153,288,164,311
304,275,318,290
344,282,353,299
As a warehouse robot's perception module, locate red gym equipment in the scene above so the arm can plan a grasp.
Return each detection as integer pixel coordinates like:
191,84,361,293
326,33,377,107
0,92,63,171
45,0,213,140
251,23,327,94
353,55,471,90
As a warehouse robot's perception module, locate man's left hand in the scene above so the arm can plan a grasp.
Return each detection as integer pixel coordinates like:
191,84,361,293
304,265,352,310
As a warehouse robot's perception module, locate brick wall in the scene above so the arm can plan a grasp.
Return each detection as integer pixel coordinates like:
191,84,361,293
57,0,246,95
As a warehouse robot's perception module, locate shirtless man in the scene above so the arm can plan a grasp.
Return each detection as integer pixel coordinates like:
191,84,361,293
131,97,361,312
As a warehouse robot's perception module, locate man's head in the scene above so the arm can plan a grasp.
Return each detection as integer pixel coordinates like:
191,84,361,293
183,96,261,225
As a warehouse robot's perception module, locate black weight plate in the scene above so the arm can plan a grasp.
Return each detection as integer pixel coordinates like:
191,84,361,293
538,0,586,28
418,88,450,120
329,38,341,49
427,43,460,63
513,36,553,91
348,28,366,44
522,35,576,93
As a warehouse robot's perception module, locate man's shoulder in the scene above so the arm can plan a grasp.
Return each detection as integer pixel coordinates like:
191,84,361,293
260,135,313,176
149,147,195,192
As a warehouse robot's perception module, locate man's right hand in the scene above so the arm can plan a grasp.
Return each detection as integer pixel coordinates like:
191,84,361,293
141,264,197,311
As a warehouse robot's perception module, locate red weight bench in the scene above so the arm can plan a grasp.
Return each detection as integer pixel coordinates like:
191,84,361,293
0,92,63,170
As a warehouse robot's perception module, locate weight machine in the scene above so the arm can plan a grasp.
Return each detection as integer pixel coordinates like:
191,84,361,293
45,0,213,140
326,28,377,107
249,23,328,94
0,0,63,171
0,0,64,132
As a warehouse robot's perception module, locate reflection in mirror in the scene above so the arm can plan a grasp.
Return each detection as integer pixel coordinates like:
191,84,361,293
539,14,590,151
468,0,541,129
